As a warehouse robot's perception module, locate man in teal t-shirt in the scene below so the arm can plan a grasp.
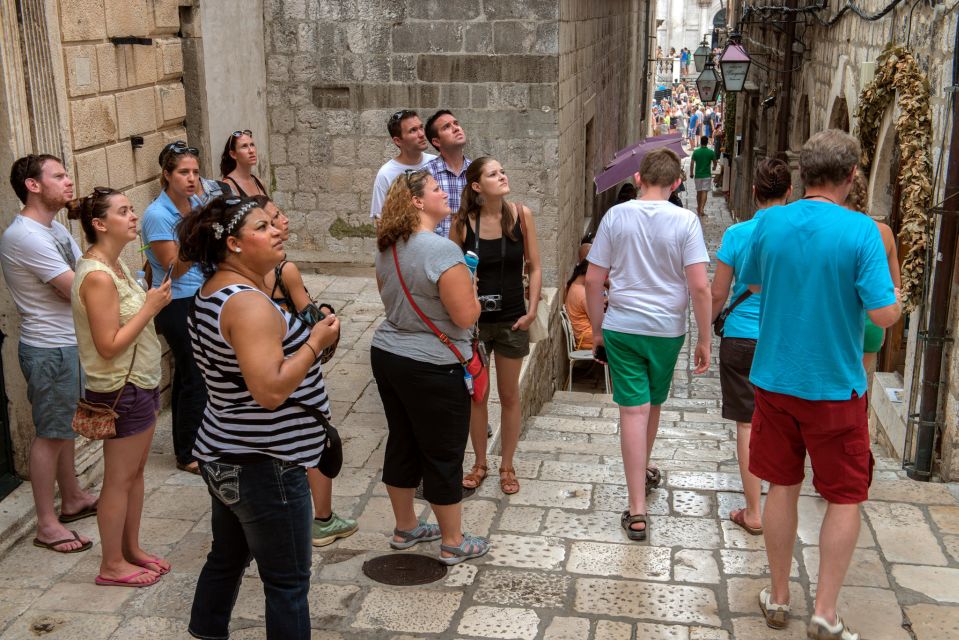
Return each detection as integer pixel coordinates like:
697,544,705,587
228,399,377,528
690,136,716,217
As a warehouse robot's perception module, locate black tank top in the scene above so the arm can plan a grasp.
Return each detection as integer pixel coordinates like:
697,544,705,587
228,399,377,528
464,212,525,323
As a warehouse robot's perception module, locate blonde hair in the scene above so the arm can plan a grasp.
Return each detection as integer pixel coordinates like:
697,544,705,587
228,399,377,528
846,170,869,213
376,170,430,252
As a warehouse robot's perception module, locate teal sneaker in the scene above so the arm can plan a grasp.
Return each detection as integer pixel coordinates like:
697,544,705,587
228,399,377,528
311,513,358,547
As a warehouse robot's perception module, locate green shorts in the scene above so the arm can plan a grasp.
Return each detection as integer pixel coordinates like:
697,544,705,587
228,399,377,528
863,316,884,353
603,330,685,406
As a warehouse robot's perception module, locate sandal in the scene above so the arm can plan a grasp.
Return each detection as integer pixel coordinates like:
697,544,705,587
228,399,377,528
499,466,520,495
439,533,491,566
462,463,488,490
646,467,662,488
390,521,441,550
620,510,647,541
730,508,763,535
132,555,171,575
758,586,790,629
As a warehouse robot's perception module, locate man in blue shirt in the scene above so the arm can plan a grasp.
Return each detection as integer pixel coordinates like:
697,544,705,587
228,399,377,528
425,110,471,238
741,130,900,639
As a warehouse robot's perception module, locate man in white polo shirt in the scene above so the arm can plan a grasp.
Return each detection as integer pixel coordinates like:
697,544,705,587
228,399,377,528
369,109,436,223
1,154,98,553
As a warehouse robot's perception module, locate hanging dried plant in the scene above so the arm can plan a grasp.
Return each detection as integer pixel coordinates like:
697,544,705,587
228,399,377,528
854,44,933,312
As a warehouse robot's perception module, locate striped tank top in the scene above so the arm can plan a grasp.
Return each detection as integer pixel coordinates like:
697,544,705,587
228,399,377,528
187,284,328,467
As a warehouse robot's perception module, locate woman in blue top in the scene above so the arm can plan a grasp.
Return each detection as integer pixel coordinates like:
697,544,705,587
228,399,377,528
141,143,209,474
710,158,791,536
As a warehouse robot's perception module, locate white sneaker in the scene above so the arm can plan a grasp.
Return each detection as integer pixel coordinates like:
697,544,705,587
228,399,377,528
807,615,860,640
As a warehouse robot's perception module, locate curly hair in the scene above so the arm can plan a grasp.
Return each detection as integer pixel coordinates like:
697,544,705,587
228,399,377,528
177,196,262,278
376,170,430,252
65,187,121,245
451,157,516,244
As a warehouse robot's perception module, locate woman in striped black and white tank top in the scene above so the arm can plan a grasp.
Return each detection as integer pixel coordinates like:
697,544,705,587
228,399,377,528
178,196,340,640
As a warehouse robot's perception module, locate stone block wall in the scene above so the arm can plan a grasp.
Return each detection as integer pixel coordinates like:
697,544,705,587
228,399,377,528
61,0,188,222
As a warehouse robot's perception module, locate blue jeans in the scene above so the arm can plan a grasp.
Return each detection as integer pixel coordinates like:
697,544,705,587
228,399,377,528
188,458,312,640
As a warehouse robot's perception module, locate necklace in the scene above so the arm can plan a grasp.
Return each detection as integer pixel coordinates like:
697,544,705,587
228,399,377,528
802,194,837,204
217,265,262,288
86,250,125,280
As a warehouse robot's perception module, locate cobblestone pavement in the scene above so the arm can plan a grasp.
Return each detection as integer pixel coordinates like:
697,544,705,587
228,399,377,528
2,191,959,639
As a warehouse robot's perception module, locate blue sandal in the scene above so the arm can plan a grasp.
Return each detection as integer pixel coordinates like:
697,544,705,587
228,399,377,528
390,521,442,550
439,533,491,566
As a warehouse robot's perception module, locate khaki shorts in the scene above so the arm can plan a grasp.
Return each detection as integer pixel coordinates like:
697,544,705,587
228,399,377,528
479,321,530,359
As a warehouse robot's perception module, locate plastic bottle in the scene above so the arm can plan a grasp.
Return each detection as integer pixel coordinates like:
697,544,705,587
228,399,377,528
135,270,149,291
464,251,479,276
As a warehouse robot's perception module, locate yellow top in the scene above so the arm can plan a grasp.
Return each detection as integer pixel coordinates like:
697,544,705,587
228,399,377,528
71,258,162,392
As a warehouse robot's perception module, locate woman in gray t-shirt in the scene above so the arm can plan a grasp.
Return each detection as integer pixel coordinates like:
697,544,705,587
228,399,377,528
371,169,490,566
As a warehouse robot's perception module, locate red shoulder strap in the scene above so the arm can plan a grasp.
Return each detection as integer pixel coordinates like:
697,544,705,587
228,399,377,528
391,244,467,365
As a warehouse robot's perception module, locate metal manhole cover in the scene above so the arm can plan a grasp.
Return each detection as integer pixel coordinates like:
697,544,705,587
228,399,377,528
362,553,448,585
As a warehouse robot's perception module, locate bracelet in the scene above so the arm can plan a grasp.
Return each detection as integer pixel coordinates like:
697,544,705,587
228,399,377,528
303,342,319,360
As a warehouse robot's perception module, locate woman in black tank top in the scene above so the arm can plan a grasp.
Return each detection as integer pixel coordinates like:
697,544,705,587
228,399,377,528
253,196,355,547
219,129,269,197
451,157,542,496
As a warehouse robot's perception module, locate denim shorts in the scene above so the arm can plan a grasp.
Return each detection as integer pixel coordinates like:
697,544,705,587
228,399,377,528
85,384,160,439
18,342,82,440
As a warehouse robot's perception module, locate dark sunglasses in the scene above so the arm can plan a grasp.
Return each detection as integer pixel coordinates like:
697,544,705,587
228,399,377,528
389,110,415,124
232,129,253,138
403,168,429,191
92,186,113,195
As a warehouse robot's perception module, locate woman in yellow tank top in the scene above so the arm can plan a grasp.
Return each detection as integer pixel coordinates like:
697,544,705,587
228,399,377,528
68,188,171,588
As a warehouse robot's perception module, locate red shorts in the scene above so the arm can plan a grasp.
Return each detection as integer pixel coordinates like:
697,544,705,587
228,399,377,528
749,387,874,504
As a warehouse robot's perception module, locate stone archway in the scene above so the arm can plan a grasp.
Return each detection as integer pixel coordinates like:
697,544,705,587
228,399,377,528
829,96,850,132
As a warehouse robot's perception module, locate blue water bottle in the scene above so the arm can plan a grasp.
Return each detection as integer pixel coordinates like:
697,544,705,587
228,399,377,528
464,251,479,276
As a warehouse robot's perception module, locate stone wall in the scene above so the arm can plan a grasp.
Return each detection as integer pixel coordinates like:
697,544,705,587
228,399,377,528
729,2,959,479
264,0,649,292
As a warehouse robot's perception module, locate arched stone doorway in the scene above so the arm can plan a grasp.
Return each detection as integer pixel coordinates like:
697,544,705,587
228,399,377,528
829,96,850,132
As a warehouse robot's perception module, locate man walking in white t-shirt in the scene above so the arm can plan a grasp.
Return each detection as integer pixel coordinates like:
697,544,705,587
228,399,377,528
369,110,436,223
1,154,98,553
585,148,712,542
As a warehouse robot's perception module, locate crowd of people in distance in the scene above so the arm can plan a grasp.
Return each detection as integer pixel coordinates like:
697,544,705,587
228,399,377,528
4,105,898,639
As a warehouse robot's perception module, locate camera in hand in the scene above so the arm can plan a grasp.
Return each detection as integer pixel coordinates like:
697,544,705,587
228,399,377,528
477,294,502,312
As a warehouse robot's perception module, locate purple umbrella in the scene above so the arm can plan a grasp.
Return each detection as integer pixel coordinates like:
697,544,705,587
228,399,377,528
611,132,683,161
594,137,688,194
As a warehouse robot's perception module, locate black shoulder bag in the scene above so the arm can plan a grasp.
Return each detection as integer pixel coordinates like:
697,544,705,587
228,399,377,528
713,290,753,337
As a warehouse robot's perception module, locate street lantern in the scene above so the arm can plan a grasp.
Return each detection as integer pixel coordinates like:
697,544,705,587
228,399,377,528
696,60,720,103
693,36,710,72
719,42,751,92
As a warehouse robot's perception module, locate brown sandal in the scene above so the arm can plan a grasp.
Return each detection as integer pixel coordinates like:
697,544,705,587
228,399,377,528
462,463,488,489
499,466,520,495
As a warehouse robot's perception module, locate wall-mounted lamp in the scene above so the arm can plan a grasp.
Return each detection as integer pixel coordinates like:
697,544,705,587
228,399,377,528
693,35,711,73
719,33,751,92
130,136,144,149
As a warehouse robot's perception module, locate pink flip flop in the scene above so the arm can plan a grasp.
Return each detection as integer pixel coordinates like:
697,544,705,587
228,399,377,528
132,556,171,575
95,568,161,587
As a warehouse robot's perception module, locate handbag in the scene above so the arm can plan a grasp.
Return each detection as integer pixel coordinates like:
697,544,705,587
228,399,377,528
72,345,138,440
713,290,753,337
391,244,489,403
295,401,342,479
273,261,339,363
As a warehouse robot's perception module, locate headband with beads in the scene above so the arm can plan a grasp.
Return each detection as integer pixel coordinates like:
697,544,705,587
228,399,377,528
212,199,259,239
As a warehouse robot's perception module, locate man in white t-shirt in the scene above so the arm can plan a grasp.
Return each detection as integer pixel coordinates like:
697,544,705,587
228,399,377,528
1,154,98,553
369,110,437,222
585,148,711,542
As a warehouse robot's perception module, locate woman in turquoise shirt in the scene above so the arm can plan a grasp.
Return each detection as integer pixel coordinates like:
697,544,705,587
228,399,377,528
710,158,791,536
141,142,208,474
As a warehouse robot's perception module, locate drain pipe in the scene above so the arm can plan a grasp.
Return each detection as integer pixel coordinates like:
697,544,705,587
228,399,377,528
908,21,959,480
